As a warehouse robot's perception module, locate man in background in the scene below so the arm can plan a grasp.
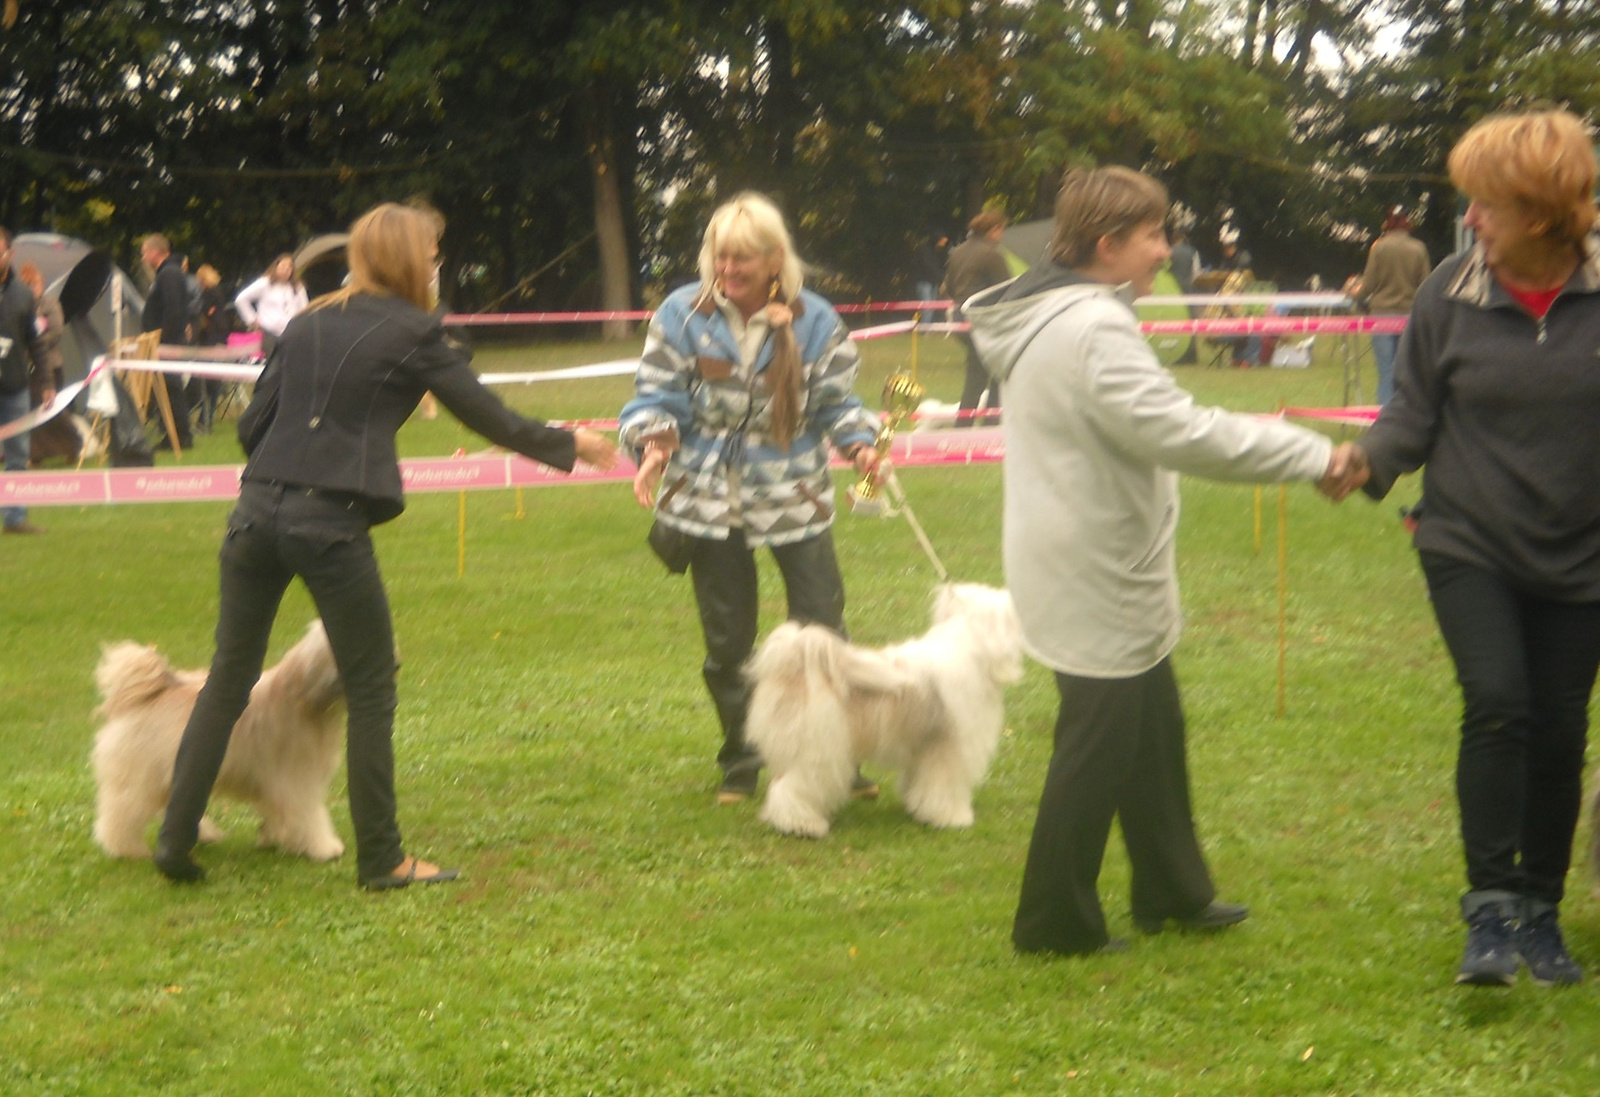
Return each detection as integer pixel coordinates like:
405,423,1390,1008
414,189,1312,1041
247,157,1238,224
0,225,54,534
139,233,194,452
944,211,1011,425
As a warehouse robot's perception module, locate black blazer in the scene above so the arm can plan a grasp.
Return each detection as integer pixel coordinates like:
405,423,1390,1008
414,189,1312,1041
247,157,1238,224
239,292,577,524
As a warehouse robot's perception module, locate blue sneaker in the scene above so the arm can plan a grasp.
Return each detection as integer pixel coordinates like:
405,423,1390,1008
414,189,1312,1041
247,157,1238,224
1456,906,1517,986
1517,910,1583,986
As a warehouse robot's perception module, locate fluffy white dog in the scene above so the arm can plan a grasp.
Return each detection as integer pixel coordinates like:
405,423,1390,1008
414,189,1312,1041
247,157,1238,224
744,583,1024,838
91,620,347,862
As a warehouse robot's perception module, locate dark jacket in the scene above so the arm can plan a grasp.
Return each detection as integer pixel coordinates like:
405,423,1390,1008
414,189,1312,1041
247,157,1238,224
141,255,191,345
1356,230,1431,314
943,235,1012,310
239,292,577,524
1360,235,1600,600
0,268,47,396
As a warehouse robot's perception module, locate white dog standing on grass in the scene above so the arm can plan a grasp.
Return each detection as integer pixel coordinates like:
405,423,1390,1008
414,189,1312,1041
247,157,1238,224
91,620,347,863
744,583,1024,838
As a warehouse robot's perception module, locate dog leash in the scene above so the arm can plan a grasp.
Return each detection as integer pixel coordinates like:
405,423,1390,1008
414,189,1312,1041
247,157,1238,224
859,464,949,582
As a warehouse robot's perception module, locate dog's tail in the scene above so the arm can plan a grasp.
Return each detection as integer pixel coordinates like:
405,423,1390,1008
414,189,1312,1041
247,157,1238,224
94,642,181,719
745,622,914,698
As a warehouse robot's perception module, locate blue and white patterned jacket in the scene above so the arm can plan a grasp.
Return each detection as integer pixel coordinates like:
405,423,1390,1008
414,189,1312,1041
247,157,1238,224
619,283,879,547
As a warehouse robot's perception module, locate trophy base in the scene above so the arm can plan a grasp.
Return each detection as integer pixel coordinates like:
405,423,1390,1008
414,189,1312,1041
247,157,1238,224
847,485,887,517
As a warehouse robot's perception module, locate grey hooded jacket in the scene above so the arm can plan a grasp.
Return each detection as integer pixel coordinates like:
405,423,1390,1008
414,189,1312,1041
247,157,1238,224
964,263,1332,677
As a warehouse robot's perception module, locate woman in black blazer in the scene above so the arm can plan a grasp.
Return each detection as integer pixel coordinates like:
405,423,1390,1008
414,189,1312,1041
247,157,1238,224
155,203,616,890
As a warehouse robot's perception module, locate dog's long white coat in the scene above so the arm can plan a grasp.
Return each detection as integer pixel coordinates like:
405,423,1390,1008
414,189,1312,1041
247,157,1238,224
91,621,348,861
744,584,1023,838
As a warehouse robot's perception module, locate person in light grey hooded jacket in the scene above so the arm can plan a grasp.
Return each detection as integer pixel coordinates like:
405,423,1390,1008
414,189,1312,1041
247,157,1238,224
963,166,1345,958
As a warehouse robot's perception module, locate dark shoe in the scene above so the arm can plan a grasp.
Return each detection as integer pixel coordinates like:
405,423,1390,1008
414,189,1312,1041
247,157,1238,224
154,844,205,884
1134,900,1249,935
1517,910,1583,986
850,772,880,800
1457,906,1518,986
716,766,759,805
2,521,45,535
362,857,460,892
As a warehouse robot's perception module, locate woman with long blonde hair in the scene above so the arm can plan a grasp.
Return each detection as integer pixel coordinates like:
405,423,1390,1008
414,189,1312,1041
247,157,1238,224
620,192,883,804
156,202,616,890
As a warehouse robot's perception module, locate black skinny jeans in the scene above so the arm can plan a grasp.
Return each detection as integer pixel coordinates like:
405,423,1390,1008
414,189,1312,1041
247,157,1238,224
688,528,847,778
1421,552,1600,906
158,481,405,881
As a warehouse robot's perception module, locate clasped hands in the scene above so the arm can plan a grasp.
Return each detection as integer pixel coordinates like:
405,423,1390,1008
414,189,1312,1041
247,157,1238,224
1317,441,1370,502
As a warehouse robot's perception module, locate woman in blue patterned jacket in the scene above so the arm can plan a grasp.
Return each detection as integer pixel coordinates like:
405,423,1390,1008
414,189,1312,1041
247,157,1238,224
621,192,882,804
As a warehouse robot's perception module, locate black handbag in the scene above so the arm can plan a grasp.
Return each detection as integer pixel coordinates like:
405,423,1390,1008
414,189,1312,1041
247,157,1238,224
647,519,697,575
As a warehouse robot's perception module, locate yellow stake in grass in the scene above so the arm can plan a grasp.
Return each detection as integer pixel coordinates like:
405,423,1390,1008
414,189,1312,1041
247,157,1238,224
1276,482,1289,718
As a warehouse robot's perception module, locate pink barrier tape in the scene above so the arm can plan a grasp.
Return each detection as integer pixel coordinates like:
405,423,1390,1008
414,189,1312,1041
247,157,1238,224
156,344,262,362
2,430,1010,509
850,320,920,340
834,301,951,314
915,316,1407,336
1283,405,1380,426
442,310,653,325
1141,315,1408,336
1139,293,1352,307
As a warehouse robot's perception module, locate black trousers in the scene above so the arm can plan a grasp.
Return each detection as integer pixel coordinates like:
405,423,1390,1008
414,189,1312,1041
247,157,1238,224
1013,659,1215,955
1421,552,1600,907
158,481,405,881
956,335,1000,426
688,528,847,778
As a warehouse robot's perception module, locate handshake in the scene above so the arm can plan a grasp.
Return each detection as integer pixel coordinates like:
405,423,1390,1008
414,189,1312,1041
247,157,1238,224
1316,441,1371,502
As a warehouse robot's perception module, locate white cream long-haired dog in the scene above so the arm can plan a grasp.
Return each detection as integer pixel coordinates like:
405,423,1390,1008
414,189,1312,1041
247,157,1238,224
744,583,1024,838
91,620,347,862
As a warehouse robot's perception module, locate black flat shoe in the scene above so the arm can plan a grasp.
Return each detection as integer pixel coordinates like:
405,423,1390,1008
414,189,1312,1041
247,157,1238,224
362,858,460,892
1134,900,1249,935
154,845,205,884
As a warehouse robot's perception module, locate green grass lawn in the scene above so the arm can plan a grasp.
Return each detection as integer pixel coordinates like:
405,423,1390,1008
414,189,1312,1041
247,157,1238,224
3,331,1597,1095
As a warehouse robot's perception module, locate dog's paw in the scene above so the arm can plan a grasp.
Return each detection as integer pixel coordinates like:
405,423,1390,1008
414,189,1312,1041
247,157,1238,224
95,834,155,860
304,837,345,862
198,817,226,844
759,802,832,839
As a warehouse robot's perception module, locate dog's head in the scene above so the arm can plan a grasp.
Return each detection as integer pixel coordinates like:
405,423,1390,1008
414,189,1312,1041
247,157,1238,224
932,583,1025,685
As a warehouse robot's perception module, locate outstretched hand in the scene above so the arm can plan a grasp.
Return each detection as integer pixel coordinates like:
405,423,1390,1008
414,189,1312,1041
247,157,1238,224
574,428,618,472
1317,441,1370,501
631,442,671,508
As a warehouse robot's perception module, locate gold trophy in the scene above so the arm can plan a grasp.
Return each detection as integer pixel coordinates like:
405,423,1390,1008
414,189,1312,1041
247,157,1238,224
847,371,925,517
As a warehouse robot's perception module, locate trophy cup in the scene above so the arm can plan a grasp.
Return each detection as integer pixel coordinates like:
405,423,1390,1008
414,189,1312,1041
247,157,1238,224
847,371,925,517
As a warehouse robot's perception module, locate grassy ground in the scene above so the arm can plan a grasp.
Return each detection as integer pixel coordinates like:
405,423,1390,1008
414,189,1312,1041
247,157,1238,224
4,331,1598,1095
